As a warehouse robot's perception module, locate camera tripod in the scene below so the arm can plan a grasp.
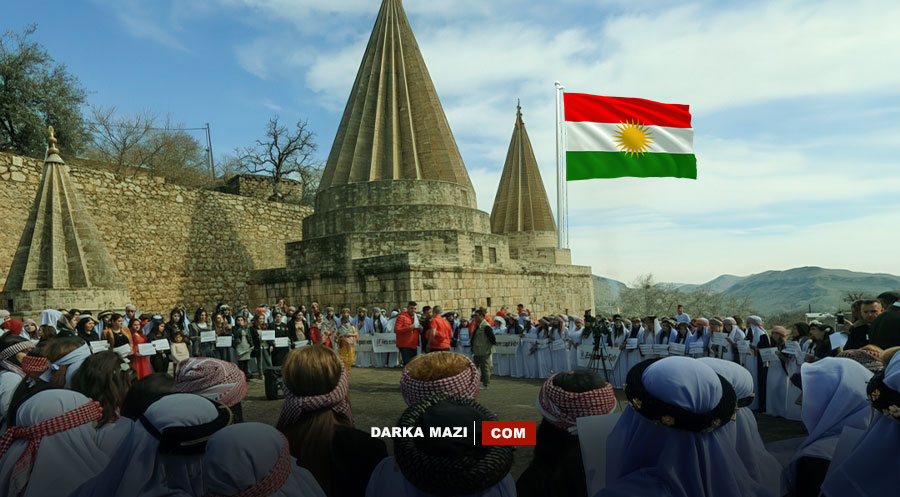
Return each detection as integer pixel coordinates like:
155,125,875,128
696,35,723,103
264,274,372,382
587,333,616,383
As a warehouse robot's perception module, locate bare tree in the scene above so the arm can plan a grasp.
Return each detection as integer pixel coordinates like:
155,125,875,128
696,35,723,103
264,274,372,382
85,106,156,176
233,116,321,201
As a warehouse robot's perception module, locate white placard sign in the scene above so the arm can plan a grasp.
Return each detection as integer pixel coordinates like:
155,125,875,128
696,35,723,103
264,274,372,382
138,343,157,356
638,344,654,356
216,336,233,348
603,346,621,365
89,341,109,354
200,331,217,343
577,344,595,368
152,339,170,351
759,347,779,363
293,340,310,348
652,344,669,357
356,335,374,352
737,340,752,355
578,412,623,497
668,343,686,356
113,344,132,358
625,338,639,350
274,337,291,348
261,330,276,341
829,332,849,350
689,343,706,356
495,335,520,355
782,341,801,356
711,332,728,346
372,333,397,353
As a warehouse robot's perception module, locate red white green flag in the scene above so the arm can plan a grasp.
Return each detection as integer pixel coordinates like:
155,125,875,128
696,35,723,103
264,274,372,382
564,93,697,180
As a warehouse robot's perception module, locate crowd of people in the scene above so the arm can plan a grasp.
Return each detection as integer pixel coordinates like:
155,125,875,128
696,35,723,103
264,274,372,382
0,290,896,496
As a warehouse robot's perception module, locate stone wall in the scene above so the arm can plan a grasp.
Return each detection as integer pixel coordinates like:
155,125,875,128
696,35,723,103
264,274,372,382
0,153,312,313
250,256,594,318
216,174,305,200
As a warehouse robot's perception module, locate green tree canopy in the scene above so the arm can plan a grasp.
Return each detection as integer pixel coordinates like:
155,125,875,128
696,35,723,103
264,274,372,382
0,25,88,158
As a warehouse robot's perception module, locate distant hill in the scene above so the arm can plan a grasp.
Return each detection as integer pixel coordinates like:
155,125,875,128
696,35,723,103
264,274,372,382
595,267,900,317
592,275,627,313
720,266,900,314
679,274,744,293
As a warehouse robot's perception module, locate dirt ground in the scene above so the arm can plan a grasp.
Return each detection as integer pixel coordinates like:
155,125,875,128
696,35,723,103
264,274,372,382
242,366,808,478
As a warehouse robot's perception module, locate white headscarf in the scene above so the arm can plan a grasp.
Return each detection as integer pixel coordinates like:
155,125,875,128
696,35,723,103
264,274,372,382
699,357,783,496
202,423,325,497
786,357,873,491
0,390,108,497
601,356,773,497
69,393,230,497
39,343,91,387
39,309,63,331
822,352,900,496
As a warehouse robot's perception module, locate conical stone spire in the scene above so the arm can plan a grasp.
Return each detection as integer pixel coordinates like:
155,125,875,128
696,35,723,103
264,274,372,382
1,126,130,314
490,102,557,234
318,0,472,191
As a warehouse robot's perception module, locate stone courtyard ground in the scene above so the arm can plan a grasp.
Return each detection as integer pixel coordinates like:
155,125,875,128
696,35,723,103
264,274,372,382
242,367,808,478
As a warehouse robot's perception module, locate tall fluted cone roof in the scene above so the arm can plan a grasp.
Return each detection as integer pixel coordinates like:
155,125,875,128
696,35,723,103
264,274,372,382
2,127,128,293
490,104,557,234
318,0,472,191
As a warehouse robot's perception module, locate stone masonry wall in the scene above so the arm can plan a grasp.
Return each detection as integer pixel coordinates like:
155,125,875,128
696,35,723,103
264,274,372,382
0,153,311,313
216,174,305,200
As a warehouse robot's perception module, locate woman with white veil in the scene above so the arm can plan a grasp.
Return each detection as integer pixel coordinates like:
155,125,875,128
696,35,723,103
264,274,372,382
743,316,770,411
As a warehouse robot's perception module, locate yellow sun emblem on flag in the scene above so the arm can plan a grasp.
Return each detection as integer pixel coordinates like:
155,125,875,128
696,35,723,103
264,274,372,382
613,120,654,157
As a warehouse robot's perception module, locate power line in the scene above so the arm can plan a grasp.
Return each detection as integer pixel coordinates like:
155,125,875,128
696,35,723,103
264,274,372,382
85,121,208,132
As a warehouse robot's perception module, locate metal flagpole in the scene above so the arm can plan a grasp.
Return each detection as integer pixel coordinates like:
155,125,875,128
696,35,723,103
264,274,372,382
555,81,566,249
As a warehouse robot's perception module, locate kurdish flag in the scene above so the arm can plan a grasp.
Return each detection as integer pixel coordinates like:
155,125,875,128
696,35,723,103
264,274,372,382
564,93,696,180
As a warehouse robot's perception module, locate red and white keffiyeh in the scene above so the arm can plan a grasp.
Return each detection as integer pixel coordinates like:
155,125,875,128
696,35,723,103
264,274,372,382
204,434,292,497
400,358,480,406
19,356,49,377
0,340,34,378
536,375,616,433
0,399,102,494
175,357,248,407
277,363,353,426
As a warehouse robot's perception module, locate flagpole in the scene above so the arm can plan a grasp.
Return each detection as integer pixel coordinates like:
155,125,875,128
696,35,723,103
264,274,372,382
555,81,566,249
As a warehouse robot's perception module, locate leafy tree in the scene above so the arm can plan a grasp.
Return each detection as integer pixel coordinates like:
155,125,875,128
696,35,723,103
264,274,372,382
616,273,755,319
0,25,88,157
232,115,322,204
84,105,211,187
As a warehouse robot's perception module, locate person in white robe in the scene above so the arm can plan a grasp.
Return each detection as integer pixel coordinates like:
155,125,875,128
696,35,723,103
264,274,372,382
548,315,570,375
690,318,711,358
492,318,511,377
610,317,630,389
655,319,672,345
520,319,540,379
621,317,645,373
743,316,770,411
765,326,792,418
379,310,400,368
535,319,552,379
351,307,374,368
567,318,586,369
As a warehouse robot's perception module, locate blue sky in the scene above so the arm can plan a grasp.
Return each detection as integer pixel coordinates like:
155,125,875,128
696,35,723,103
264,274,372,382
6,0,900,284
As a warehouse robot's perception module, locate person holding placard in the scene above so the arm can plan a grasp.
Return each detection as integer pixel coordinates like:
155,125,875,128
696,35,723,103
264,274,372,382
743,316,771,412
251,309,273,378
232,314,254,379
190,308,215,358
549,315,570,375
146,319,171,374
764,326,792,418
610,317,631,389
128,316,152,379
75,314,100,344
351,307,374,368
270,311,291,367
718,317,746,363
621,317,645,374
335,316,359,373
102,313,133,362
806,323,840,363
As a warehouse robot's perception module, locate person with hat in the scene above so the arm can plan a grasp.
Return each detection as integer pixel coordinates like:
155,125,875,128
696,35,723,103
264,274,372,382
201,422,326,497
0,334,33,426
123,304,138,328
518,369,616,497
365,394,516,497
600,356,773,497
785,358,873,497
277,345,386,497
400,351,480,406
351,307,374,368
0,390,109,497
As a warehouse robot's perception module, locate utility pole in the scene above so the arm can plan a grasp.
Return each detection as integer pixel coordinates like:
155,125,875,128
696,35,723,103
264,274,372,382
205,123,215,179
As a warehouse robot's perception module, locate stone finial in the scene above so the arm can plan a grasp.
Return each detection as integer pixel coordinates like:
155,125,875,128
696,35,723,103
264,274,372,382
48,125,59,155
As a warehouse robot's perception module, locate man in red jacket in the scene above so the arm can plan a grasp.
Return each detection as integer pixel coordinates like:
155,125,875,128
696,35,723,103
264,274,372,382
426,306,452,352
395,301,422,365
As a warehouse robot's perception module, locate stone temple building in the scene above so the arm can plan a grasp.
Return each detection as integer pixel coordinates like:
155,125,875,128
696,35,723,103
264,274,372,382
1,127,131,314
248,0,593,315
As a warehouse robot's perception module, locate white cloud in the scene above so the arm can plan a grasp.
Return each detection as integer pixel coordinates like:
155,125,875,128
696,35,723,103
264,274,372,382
91,0,191,52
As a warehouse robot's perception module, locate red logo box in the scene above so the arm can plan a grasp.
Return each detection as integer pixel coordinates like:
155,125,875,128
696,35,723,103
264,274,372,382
481,421,536,445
